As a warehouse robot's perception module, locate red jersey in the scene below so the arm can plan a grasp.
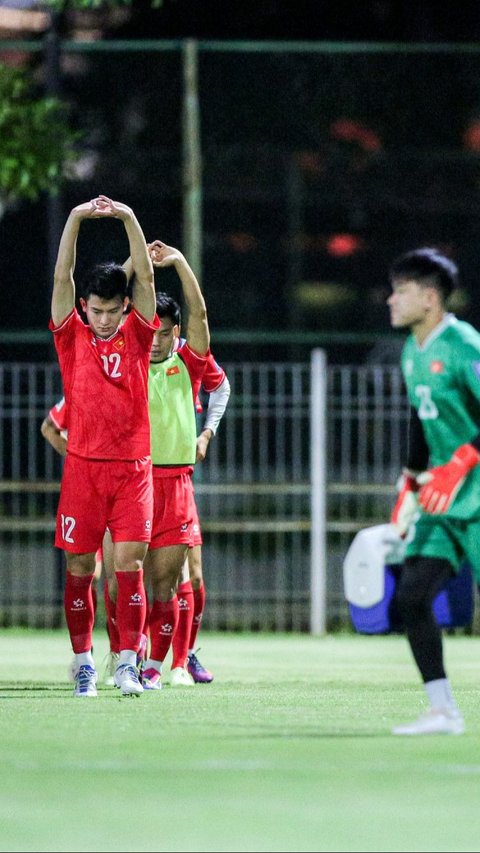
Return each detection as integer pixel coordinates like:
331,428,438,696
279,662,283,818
49,396,68,432
176,338,226,413
201,352,226,394
49,307,160,461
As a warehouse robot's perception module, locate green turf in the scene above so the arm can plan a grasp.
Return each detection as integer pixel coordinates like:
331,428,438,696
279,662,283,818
1,629,480,852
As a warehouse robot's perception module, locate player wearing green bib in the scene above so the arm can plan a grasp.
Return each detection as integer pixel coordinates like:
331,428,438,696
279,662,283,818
388,247,480,736
99,241,220,690
136,241,210,690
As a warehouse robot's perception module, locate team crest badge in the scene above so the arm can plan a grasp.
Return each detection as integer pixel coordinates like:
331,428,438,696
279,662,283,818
429,360,444,374
113,338,125,350
166,366,180,376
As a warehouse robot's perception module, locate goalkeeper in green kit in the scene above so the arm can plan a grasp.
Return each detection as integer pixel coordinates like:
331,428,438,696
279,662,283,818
388,247,480,736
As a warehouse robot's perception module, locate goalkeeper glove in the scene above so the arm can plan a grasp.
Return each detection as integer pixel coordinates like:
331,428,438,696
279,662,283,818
391,469,420,537
417,443,480,514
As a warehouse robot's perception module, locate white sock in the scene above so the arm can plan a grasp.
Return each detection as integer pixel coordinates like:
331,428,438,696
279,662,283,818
425,678,458,711
76,651,95,668
144,658,163,673
119,650,137,668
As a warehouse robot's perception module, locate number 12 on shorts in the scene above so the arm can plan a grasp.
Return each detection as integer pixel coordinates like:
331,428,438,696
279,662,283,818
61,514,76,543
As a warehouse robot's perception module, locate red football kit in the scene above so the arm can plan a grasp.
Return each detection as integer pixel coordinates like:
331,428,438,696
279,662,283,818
50,307,159,460
191,497,203,547
150,467,197,549
50,307,160,553
197,351,226,398
176,338,226,412
174,340,226,548
177,343,226,543
149,344,207,549
48,396,102,563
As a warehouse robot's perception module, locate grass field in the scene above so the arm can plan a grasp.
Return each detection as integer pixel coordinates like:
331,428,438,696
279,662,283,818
1,629,480,853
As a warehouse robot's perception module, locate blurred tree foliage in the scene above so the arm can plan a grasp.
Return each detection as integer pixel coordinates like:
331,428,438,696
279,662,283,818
0,64,79,208
0,1,162,211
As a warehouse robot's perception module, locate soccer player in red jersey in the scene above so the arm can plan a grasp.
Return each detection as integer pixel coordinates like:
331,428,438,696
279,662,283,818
40,397,120,687
50,194,159,698
41,397,101,648
42,358,231,688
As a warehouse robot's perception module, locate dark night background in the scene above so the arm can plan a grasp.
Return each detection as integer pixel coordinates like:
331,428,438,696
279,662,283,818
3,0,480,364
111,1,480,43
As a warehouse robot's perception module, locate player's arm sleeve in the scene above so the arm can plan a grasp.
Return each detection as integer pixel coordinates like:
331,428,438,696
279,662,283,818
202,376,231,436
128,308,161,350
406,406,429,472
48,397,67,431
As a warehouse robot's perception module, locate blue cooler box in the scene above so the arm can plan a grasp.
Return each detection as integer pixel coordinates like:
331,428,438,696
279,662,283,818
343,524,474,634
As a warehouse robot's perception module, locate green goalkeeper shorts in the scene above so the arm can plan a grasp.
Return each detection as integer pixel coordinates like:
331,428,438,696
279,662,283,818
405,512,480,581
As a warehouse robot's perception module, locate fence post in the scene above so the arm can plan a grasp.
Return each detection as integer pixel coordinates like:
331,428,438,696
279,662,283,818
310,348,327,634
182,38,202,280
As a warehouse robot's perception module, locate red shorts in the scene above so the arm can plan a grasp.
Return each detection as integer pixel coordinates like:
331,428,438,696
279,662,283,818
149,467,195,549
55,454,153,553
191,498,203,546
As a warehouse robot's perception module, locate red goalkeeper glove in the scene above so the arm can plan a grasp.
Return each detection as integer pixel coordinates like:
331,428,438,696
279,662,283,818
417,443,480,514
391,469,420,537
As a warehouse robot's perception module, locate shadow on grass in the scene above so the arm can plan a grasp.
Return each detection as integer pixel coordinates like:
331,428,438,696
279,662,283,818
228,729,391,739
0,685,73,695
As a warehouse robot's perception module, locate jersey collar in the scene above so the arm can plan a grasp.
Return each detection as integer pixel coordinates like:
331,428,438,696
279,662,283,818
415,313,455,352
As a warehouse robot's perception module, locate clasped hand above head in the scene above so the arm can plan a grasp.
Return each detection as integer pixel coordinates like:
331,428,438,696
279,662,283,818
147,240,182,268
72,195,132,220
90,195,133,220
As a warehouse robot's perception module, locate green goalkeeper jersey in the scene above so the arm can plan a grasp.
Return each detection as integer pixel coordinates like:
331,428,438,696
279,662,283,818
401,313,480,519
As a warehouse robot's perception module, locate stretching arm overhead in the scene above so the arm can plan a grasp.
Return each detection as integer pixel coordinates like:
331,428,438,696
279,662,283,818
52,199,99,326
149,240,210,356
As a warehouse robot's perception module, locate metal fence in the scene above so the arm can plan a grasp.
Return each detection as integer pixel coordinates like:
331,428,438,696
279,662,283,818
0,355,412,632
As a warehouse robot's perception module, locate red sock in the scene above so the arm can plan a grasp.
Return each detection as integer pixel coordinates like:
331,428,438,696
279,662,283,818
92,584,98,615
189,583,206,650
64,573,95,654
142,601,150,638
103,583,120,654
115,570,147,654
149,597,179,664
172,581,194,669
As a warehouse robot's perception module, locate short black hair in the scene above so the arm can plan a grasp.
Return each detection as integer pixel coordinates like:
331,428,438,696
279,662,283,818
155,291,181,326
389,248,458,301
82,262,128,302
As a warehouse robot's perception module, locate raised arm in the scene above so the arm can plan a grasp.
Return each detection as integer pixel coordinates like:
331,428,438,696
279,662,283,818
52,200,97,326
122,214,155,322
122,255,134,283
149,240,210,355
